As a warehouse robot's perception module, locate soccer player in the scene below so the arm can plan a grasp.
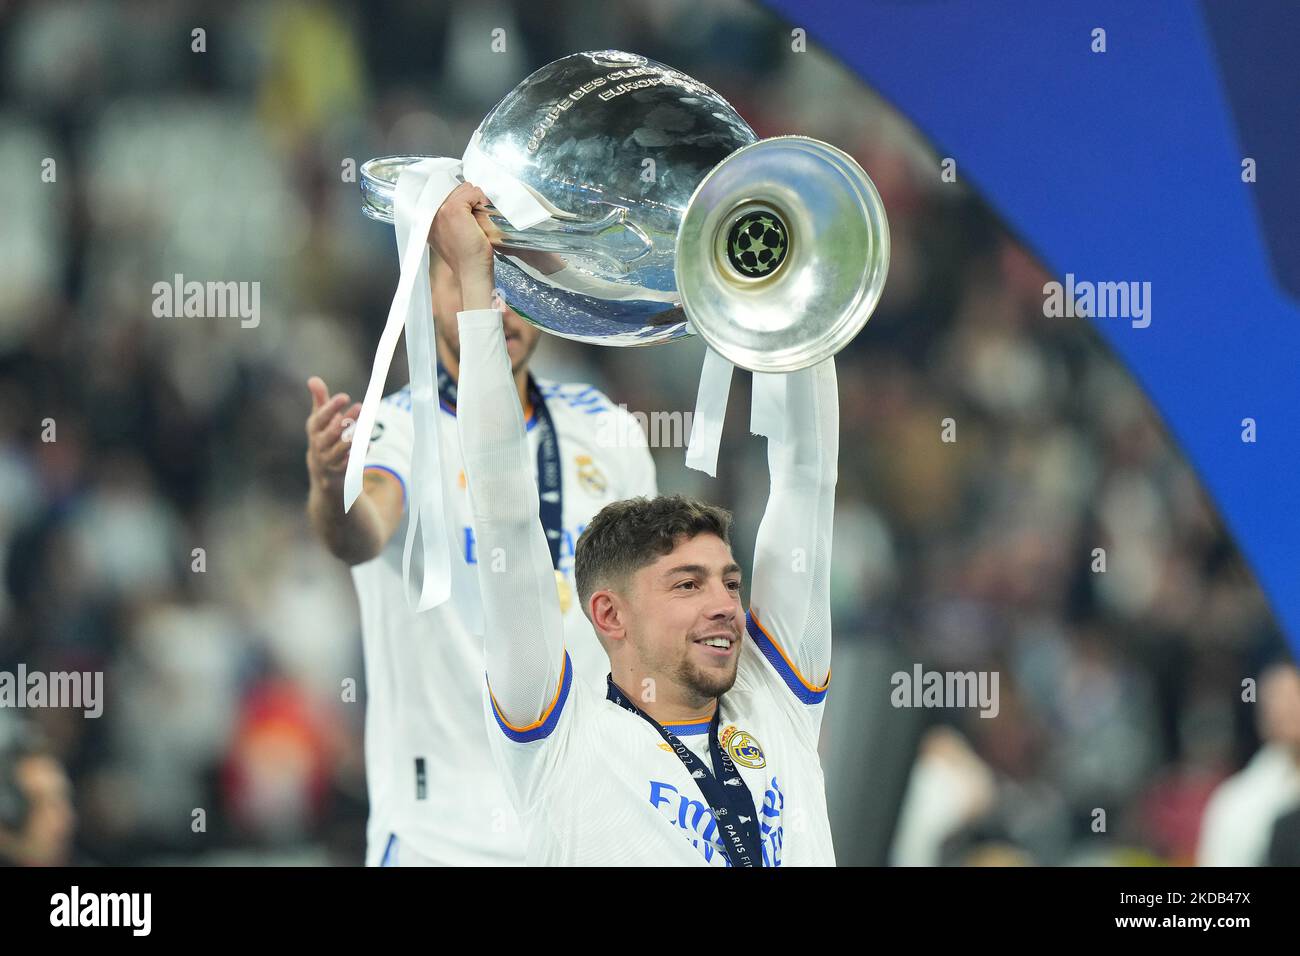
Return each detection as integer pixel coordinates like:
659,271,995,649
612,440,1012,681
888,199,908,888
305,184,658,866
438,186,839,866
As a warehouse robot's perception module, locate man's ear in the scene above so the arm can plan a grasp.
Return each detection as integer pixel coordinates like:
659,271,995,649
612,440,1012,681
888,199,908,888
590,589,627,644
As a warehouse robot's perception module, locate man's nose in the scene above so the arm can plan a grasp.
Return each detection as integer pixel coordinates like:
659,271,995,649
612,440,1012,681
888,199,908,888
705,582,739,618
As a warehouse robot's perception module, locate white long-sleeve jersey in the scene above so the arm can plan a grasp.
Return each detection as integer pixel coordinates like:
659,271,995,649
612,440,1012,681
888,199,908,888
456,307,839,866
351,363,657,865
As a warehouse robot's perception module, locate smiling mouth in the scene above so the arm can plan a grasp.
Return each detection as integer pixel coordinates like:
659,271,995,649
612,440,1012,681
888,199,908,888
693,632,738,652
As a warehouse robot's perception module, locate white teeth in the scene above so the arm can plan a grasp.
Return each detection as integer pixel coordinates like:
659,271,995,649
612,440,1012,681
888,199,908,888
703,637,730,648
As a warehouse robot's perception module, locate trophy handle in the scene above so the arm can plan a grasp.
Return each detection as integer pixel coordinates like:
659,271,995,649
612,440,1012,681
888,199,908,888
360,156,652,275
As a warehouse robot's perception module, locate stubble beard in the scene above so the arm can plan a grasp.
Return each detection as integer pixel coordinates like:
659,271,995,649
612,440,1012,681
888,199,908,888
671,641,741,707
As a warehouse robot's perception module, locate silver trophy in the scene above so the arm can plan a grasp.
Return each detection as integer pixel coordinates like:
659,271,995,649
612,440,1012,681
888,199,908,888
360,50,888,373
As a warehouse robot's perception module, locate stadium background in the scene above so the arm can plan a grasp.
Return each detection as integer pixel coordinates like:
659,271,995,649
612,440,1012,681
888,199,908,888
0,0,1292,865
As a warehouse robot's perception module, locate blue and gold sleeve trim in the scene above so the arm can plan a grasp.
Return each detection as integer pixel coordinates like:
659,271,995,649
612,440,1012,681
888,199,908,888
363,465,408,507
745,609,830,705
487,650,573,743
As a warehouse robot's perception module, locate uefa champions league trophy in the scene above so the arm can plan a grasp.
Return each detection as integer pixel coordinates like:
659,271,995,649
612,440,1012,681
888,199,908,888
359,49,889,374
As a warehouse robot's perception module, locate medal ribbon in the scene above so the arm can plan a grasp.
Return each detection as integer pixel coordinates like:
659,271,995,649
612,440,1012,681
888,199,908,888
605,677,762,867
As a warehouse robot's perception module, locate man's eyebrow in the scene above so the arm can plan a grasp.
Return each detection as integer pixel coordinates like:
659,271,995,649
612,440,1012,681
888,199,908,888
660,562,743,578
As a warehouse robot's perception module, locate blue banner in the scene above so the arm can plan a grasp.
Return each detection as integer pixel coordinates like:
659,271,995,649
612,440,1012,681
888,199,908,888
763,0,1300,649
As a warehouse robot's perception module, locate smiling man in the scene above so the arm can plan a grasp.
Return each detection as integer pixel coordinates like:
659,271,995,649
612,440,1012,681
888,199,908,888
433,183,840,866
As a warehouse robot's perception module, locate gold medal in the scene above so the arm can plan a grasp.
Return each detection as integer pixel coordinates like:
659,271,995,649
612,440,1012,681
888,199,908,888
555,569,573,615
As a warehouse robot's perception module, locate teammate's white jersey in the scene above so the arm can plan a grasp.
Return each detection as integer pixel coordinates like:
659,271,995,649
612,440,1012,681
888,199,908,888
455,308,840,866
352,371,656,865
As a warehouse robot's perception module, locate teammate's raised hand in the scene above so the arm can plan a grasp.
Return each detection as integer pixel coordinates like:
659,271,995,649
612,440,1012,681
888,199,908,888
305,375,363,494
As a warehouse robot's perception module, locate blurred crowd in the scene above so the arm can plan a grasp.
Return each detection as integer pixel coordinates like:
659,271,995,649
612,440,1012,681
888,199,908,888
0,0,1293,865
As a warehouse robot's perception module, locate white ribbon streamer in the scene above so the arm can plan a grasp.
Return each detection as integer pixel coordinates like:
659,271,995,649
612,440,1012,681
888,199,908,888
393,163,454,611
463,129,552,230
343,160,455,515
749,370,787,444
344,141,551,612
685,346,735,478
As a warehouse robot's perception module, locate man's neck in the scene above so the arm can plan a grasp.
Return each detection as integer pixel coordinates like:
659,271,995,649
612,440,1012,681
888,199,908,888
611,672,718,727
436,337,530,409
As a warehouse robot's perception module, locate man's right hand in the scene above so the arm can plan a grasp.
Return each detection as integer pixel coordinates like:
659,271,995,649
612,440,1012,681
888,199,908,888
305,376,363,496
428,181,498,311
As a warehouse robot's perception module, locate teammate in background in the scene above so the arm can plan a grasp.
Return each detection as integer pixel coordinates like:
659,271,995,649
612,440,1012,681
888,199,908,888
304,185,657,866
437,184,840,865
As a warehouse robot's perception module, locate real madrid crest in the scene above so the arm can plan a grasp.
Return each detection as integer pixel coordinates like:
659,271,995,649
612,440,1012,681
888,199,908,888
576,454,607,496
720,725,766,769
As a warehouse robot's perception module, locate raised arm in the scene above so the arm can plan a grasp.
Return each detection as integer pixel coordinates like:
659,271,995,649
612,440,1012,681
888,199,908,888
746,358,839,702
432,181,568,736
456,309,568,732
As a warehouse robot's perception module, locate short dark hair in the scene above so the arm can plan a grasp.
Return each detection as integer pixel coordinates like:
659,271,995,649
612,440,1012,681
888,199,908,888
575,495,733,618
